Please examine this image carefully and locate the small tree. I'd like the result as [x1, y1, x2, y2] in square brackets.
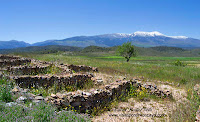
[117, 42, 136, 62]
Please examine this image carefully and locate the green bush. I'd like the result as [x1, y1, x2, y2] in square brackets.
[180, 79, 188, 84]
[174, 60, 186, 67]
[0, 85, 12, 102]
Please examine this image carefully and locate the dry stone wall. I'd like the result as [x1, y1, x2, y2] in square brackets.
[14, 74, 93, 89]
[45, 80, 130, 112]
[0, 58, 31, 67]
[0, 55, 21, 60]
[44, 78, 172, 113]
[0, 54, 97, 78]
[7, 65, 50, 75]
[0, 55, 98, 91]
[67, 64, 98, 72]
[0, 55, 31, 68]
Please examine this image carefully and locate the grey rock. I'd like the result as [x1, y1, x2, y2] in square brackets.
[32, 100, 42, 104]
[51, 94, 57, 98]
[94, 91, 98, 94]
[16, 96, 27, 103]
[56, 93, 64, 99]
[6, 102, 17, 107]
[64, 92, 72, 96]
[71, 101, 81, 106]
[83, 92, 92, 96]
[34, 96, 44, 100]
[194, 84, 200, 91]
[96, 79, 103, 84]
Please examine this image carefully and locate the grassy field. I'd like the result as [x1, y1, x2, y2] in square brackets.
[21, 53, 200, 89]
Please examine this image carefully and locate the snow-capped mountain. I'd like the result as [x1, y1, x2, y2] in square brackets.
[1, 31, 200, 49]
[105, 31, 188, 39]
[32, 31, 200, 48]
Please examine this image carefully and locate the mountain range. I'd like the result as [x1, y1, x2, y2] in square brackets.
[1, 31, 200, 49]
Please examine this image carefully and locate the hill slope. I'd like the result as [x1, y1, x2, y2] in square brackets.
[0, 45, 199, 57]
[0, 45, 82, 54]
[0, 40, 30, 49]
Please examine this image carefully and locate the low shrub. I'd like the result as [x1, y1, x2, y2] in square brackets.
[180, 79, 188, 84]
[0, 85, 12, 102]
[174, 60, 187, 67]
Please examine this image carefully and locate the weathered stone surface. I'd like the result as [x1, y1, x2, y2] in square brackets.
[34, 96, 44, 100]
[6, 102, 17, 107]
[32, 100, 42, 104]
[14, 74, 93, 89]
[63, 92, 72, 96]
[96, 78, 103, 85]
[56, 93, 64, 99]
[83, 92, 92, 96]
[68, 64, 98, 72]
[196, 106, 200, 122]
[12, 87, 20, 93]
[16, 96, 27, 103]
[0, 55, 31, 67]
[194, 84, 200, 97]
[194, 84, 200, 91]
[44, 78, 173, 113]
[44, 96, 51, 102]
[8, 65, 50, 75]
[51, 94, 57, 98]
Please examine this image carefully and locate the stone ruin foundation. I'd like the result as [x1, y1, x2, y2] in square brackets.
[0, 55, 31, 68]
[0, 55, 173, 114]
[44, 78, 172, 113]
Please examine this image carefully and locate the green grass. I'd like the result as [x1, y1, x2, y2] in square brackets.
[21, 54, 200, 87]
[0, 102, 90, 122]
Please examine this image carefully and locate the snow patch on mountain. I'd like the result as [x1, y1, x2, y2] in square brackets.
[133, 31, 165, 37]
[111, 31, 188, 39]
[168, 36, 188, 39]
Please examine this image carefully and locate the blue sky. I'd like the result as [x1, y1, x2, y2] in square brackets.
[0, 0, 200, 43]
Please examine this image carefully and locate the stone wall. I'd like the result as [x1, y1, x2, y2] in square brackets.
[45, 80, 130, 113]
[0, 55, 20, 60]
[67, 64, 98, 72]
[14, 74, 93, 89]
[44, 79, 172, 113]
[0, 59, 31, 67]
[7, 65, 50, 75]
[0, 55, 31, 67]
